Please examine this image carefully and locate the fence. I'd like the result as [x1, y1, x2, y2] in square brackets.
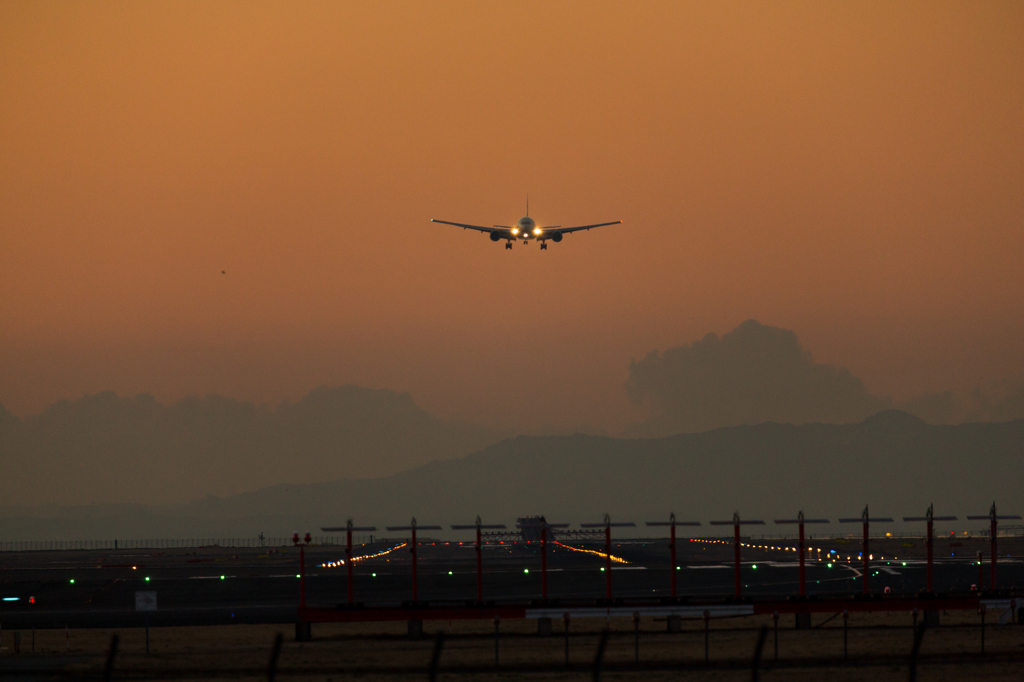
[4, 618, 1019, 680]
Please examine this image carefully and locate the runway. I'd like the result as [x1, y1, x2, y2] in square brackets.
[1, 537, 1021, 629]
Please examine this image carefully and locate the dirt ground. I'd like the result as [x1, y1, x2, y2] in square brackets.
[1, 611, 1022, 681]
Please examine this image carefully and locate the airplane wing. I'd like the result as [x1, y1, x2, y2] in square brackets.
[431, 219, 511, 235]
[547, 220, 622, 235]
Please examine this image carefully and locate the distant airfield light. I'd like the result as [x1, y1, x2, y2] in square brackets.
[220, 576, 225, 580]
[2, 597, 19, 601]
[524, 569, 529, 574]
[145, 577, 151, 582]
[69, 579, 75, 584]
[372, 573, 377, 577]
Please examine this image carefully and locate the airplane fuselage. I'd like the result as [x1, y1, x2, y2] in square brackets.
[512, 216, 537, 240]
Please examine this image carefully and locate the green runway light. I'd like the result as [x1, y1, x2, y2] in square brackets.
[600, 567, 605, 572]
[69, 579, 75, 584]
[145, 577, 150, 581]
[220, 575, 225, 580]
[448, 571, 453, 575]
[372, 573, 377, 577]
[676, 566, 680, 570]
[524, 569, 529, 573]
[752, 565, 757, 569]
[902, 562, 907, 566]
[296, 574, 300, 578]
[827, 563, 833, 568]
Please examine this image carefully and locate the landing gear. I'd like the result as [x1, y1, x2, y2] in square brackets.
[505, 242, 512, 250]
[540, 242, 548, 250]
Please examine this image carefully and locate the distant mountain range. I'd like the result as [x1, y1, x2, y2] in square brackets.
[0, 386, 502, 507]
[3, 410, 1021, 540]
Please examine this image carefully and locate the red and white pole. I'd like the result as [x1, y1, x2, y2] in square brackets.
[605, 520, 612, 601]
[300, 544, 306, 607]
[294, 532, 310, 609]
[990, 508, 998, 590]
[798, 513, 806, 597]
[856, 503, 872, 593]
[967, 503, 1020, 591]
[862, 512, 869, 596]
[541, 523, 548, 601]
[904, 506, 955, 594]
[346, 524, 354, 605]
[733, 513, 741, 598]
[926, 514, 933, 593]
[411, 524, 418, 602]
[476, 522, 483, 603]
[451, 518, 503, 603]
[670, 515, 677, 598]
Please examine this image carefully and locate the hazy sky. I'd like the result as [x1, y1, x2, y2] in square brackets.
[2, 1, 1022, 432]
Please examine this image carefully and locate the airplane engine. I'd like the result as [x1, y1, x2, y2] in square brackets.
[552, 232, 563, 242]
[489, 232, 501, 242]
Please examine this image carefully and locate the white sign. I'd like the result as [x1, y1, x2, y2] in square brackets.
[135, 591, 157, 611]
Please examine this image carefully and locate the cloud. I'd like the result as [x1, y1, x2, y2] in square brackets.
[898, 391, 963, 425]
[899, 381, 1024, 425]
[625, 320, 888, 437]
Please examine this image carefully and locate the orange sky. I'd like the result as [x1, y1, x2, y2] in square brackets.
[2, 1, 1022, 431]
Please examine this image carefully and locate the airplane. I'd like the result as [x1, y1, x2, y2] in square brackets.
[431, 198, 621, 250]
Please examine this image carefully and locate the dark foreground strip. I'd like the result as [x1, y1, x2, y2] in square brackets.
[4, 653, 1024, 679]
